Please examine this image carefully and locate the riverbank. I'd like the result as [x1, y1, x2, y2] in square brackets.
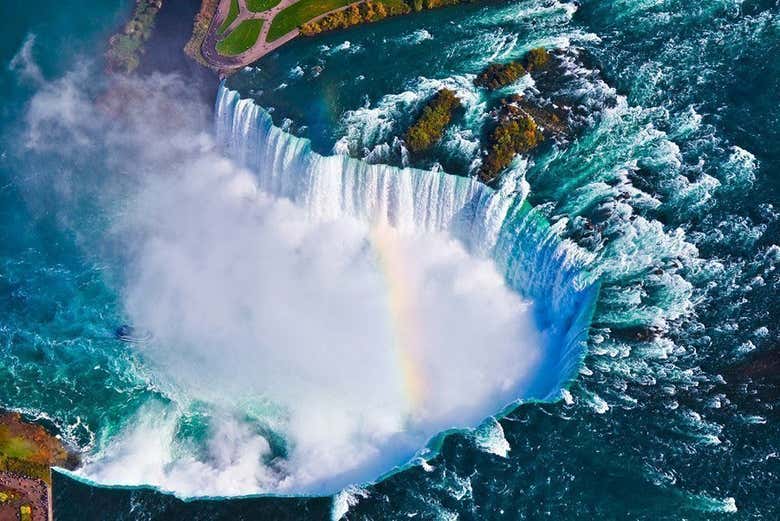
[0, 412, 78, 521]
[196, 0, 488, 72]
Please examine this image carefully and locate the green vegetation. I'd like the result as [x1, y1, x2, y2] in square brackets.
[524, 46, 551, 71]
[247, 0, 282, 11]
[479, 106, 543, 184]
[217, 19, 264, 56]
[473, 48, 551, 90]
[297, 0, 477, 38]
[474, 61, 527, 90]
[268, 0, 354, 41]
[300, 0, 410, 35]
[0, 491, 17, 503]
[0, 429, 37, 461]
[105, 0, 162, 73]
[218, 0, 240, 33]
[408, 0, 466, 11]
[404, 89, 462, 153]
[0, 412, 77, 485]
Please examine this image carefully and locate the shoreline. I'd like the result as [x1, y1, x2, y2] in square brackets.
[0, 412, 78, 521]
[196, 0, 493, 73]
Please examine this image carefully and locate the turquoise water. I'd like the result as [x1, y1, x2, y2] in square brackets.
[2, 0, 779, 519]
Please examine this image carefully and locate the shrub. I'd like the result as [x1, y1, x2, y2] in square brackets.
[524, 47, 551, 71]
[106, 0, 162, 73]
[184, 0, 220, 67]
[474, 61, 527, 90]
[299, 0, 476, 36]
[404, 89, 462, 153]
[479, 109, 543, 183]
[300, 0, 410, 35]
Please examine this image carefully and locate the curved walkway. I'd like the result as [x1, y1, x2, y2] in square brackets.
[202, 0, 303, 72]
[201, 0, 362, 72]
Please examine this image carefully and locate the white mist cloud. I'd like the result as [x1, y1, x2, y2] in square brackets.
[20, 66, 545, 496]
[9, 34, 44, 85]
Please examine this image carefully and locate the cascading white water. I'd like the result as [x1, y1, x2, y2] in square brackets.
[69, 82, 600, 499]
[215, 84, 598, 401]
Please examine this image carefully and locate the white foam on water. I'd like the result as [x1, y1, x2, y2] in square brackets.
[20, 69, 595, 498]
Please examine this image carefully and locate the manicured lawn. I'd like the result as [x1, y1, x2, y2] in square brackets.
[247, 0, 282, 11]
[217, 19, 264, 55]
[218, 0, 240, 34]
[267, 0, 354, 42]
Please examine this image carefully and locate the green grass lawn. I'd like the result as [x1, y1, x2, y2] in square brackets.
[247, 0, 282, 11]
[217, 19, 264, 55]
[0, 428, 38, 461]
[218, 0, 240, 34]
[267, 0, 354, 42]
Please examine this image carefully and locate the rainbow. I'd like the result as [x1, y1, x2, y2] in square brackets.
[370, 225, 428, 412]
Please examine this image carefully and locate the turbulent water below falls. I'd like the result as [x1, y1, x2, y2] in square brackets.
[67, 83, 596, 497]
[1, 0, 778, 519]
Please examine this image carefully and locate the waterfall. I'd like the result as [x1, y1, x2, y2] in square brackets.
[215, 84, 597, 400]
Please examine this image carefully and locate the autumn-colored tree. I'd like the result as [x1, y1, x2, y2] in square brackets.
[404, 89, 462, 153]
[474, 61, 527, 90]
[479, 111, 543, 183]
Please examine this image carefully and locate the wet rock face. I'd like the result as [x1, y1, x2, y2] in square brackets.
[730, 349, 780, 381]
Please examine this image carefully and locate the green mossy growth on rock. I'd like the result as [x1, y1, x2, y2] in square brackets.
[404, 88, 462, 153]
[524, 47, 552, 72]
[474, 61, 527, 90]
[479, 103, 543, 184]
[505, 94, 569, 138]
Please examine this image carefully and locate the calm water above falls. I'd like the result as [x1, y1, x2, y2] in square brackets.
[1, 0, 779, 519]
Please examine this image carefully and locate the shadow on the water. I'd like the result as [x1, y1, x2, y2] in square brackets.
[135, 0, 217, 106]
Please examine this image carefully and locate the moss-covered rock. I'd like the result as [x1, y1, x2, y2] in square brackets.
[504, 94, 569, 138]
[474, 61, 527, 90]
[404, 88, 462, 153]
[524, 46, 552, 72]
[478, 99, 546, 184]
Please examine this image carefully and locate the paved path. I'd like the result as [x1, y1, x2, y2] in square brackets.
[0, 471, 48, 521]
[201, 0, 360, 72]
